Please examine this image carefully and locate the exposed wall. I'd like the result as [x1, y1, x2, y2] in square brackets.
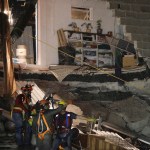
[11, 26, 34, 64]
[104, 0, 150, 58]
[37, 0, 115, 66]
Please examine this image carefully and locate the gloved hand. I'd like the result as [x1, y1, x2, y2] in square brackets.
[28, 117, 33, 126]
[87, 117, 96, 122]
[31, 108, 36, 115]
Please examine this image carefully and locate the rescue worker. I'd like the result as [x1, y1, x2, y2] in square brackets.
[52, 101, 77, 150]
[32, 99, 66, 150]
[12, 84, 33, 147]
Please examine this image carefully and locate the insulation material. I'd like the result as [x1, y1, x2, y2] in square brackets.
[50, 66, 79, 82]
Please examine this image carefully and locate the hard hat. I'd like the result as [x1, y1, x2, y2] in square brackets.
[39, 99, 49, 106]
[38, 99, 50, 111]
[58, 100, 67, 106]
[21, 84, 33, 91]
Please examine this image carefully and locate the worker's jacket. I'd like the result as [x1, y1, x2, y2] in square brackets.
[32, 105, 66, 135]
[13, 94, 29, 114]
[54, 111, 77, 135]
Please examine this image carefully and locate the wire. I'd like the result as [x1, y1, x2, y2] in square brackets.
[11, 27, 150, 95]
[10, 28, 150, 149]
[11, 27, 127, 83]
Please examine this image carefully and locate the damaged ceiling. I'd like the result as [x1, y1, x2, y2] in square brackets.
[0, 12, 148, 144]
[8, 0, 35, 25]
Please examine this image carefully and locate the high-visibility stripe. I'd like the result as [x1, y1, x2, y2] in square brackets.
[13, 107, 23, 111]
[12, 107, 24, 119]
[55, 114, 59, 127]
[66, 114, 70, 128]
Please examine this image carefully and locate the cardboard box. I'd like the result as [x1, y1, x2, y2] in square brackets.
[123, 55, 137, 67]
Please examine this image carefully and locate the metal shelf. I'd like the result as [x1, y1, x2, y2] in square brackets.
[64, 30, 113, 67]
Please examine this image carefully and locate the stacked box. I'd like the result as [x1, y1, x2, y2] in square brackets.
[123, 55, 137, 67]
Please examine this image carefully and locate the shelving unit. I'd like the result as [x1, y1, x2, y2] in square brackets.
[64, 30, 113, 67]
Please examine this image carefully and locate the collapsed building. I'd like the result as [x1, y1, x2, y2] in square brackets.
[0, 0, 150, 150]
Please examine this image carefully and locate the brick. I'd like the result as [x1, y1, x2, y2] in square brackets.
[141, 6, 150, 13]
[118, 17, 150, 27]
[124, 25, 150, 34]
[135, 12, 150, 19]
[131, 5, 142, 12]
[136, 41, 150, 49]
[106, 0, 150, 57]
[113, 10, 126, 17]
[109, 2, 150, 13]
[125, 11, 139, 18]
[108, 2, 130, 10]
[131, 34, 150, 42]
[104, 0, 150, 4]
[114, 10, 150, 19]
[140, 49, 150, 57]
[135, 0, 150, 4]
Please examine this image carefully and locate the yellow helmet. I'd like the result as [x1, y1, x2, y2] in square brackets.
[58, 100, 67, 106]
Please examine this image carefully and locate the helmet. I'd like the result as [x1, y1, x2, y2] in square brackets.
[58, 100, 67, 106]
[39, 99, 49, 106]
[21, 84, 33, 92]
[38, 99, 50, 110]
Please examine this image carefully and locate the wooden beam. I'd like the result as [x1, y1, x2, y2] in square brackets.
[0, 12, 16, 97]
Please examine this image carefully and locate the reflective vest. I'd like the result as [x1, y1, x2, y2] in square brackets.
[55, 113, 72, 130]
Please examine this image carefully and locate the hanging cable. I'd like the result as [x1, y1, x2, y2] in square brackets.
[11, 27, 150, 94]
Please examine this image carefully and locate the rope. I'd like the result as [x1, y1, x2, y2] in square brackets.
[11, 27, 127, 83]
[37, 113, 44, 133]
[11, 27, 149, 94]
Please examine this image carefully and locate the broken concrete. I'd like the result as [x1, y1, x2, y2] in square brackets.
[0, 64, 150, 148]
[107, 97, 150, 134]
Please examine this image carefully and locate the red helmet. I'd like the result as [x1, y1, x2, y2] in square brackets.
[21, 84, 33, 92]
